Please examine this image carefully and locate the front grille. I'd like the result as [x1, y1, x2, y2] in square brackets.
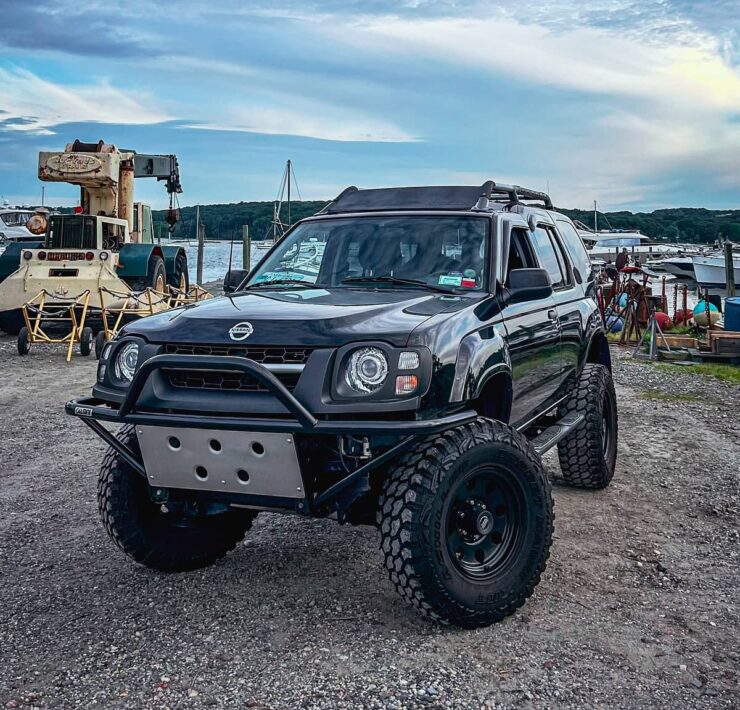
[164, 343, 313, 365]
[166, 369, 301, 393]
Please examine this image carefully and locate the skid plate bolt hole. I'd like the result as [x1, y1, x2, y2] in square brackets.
[195, 465, 208, 481]
[168, 436, 181, 450]
[236, 469, 250, 484]
[209, 439, 222, 453]
[251, 441, 265, 457]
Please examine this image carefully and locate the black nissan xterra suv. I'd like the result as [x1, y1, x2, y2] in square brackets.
[68, 182, 617, 628]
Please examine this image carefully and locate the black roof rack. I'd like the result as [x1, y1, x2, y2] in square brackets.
[319, 181, 553, 214]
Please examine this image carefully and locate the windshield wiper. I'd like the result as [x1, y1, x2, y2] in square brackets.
[243, 279, 311, 290]
[341, 275, 455, 294]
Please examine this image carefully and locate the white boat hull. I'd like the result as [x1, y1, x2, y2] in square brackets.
[691, 256, 740, 288]
[661, 258, 696, 279]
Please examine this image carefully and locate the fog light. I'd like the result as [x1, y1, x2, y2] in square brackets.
[395, 374, 418, 395]
[398, 351, 420, 370]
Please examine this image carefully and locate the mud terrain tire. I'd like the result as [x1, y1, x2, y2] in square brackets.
[98, 425, 256, 572]
[379, 418, 553, 628]
[556, 364, 618, 489]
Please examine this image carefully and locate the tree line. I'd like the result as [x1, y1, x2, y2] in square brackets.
[149, 201, 737, 244]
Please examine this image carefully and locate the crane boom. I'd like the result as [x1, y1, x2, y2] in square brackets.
[133, 154, 182, 195]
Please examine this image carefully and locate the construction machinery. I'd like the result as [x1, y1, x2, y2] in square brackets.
[0, 140, 190, 335]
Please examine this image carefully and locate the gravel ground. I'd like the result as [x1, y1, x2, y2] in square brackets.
[0, 340, 738, 709]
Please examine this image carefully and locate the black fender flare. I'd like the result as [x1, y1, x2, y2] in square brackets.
[450, 326, 513, 409]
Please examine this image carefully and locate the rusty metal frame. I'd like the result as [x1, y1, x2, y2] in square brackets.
[21, 289, 91, 362]
[167, 283, 212, 308]
[97, 286, 170, 345]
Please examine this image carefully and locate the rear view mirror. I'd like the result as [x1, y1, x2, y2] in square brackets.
[506, 268, 553, 303]
[224, 269, 249, 294]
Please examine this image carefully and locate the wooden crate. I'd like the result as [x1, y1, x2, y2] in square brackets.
[709, 331, 740, 356]
[660, 335, 699, 349]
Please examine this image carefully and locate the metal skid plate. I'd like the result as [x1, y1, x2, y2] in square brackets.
[136, 427, 304, 498]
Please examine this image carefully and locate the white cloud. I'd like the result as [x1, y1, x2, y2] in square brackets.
[186, 103, 419, 143]
[315, 13, 740, 208]
[343, 16, 740, 111]
[0, 66, 170, 134]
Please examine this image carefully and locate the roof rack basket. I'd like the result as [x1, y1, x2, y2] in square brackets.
[320, 181, 553, 214]
[479, 181, 553, 210]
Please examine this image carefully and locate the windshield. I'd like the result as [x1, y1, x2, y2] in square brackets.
[248, 216, 489, 291]
[46, 215, 97, 249]
[1, 211, 33, 227]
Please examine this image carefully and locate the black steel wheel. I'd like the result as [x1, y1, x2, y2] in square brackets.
[98, 426, 257, 572]
[17, 326, 30, 356]
[379, 418, 553, 628]
[446, 464, 527, 582]
[557, 364, 618, 489]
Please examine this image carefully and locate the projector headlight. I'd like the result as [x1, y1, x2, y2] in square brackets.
[345, 347, 388, 393]
[114, 342, 139, 383]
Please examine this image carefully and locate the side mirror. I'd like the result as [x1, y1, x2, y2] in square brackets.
[506, 268, 553, 303]
[223, 269, 249, 294]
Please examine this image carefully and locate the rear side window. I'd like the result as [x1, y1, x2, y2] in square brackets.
[506, 228, 538, 280]
[530, 226, 565, 289]
[555, 219, 590, 283]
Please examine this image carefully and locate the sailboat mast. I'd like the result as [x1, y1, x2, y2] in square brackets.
[287, 159, 291, 226]
[594, 200, 598, 233]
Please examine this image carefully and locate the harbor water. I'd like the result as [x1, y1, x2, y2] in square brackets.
[181, 240, 272, 284]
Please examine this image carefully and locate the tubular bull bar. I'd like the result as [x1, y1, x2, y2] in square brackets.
[66, 355, 477, 511]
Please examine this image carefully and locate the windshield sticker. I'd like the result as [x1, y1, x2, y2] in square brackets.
[439, 274, 462, 287]
[254, 271, 308, 283]
[461, 278, 477, 288]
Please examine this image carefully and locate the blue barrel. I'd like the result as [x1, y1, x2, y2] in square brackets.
[725, 297, 740, 332]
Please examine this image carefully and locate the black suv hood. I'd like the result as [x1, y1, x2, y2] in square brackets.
[125, 287, 477, 347]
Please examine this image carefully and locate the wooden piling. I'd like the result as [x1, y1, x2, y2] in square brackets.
[725, 241, 736, 297]
[242, 225, 250, 273]
[196, 222, 205, 285]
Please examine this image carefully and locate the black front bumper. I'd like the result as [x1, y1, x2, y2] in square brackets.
[66, 354, 476, 513]
[68, 353, 475, 434]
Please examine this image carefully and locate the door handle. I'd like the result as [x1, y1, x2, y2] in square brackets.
[547, 309, 558, 320]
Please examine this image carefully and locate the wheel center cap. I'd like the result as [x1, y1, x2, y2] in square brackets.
[476, 511, 493, 534]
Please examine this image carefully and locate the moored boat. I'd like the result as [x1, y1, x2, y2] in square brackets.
[691, 253, 740, 288]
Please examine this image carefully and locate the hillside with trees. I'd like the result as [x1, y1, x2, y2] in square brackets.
[152, 201, 740, 245]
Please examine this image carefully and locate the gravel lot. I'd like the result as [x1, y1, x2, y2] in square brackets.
[0, 339, 738, 709]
